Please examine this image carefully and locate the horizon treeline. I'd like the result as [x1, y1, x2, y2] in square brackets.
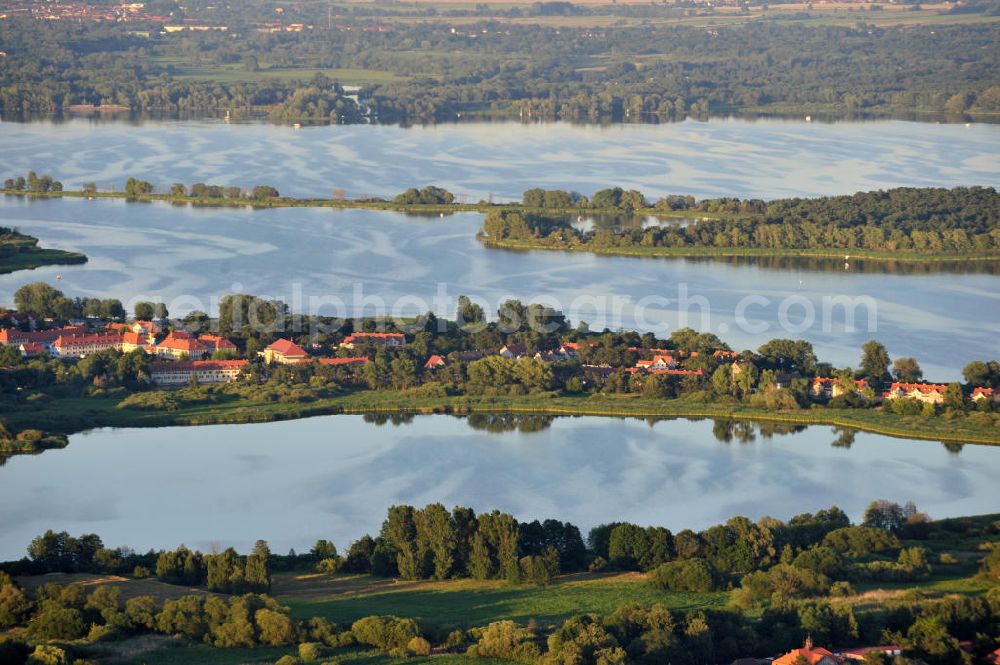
[1, 16, 998, 122]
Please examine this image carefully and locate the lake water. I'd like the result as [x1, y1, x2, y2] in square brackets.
[2, 196, 998, 379]
[0, 415, 994, 560]
[1, 117, 998, 201]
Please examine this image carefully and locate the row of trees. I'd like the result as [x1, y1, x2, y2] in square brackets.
[2, 172, 63, 194]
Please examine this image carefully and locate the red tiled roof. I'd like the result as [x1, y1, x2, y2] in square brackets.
[121, 331, 146, 346]
[317, 357, 369, 366]
[343, 332, 405, 343]
[972, 387, 995, 399]
[887, 382, 947, 395]
[53, 333, 122, 348]
[157, 332, 207, 353]
[149, 360, 248, 373]
[774, 641, 840, 665]
[266, 338, 308, 357]
[20, 342, 46, 354]
[199, 334, 236, 349]
[424, 354, 446, 368]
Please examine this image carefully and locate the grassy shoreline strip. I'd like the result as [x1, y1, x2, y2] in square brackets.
[6, 393, 999, 446]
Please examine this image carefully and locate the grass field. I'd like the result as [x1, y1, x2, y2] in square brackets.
[273, 571, 728, 628]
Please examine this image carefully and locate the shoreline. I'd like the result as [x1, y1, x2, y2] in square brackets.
[6, 392, 999, 449]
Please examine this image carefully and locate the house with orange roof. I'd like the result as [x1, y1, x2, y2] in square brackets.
[198, 334, 237, 355]
[0, 326, 85, 350]
[339, 332, 406, 349]
[972, 387, 998, 403]
[882, 382, 948, 404]
[261, 338, 309, 364]
[986, 646, 1000, 664]
[153, 330, 208, 360]
[120, 331, 149, 353]
[51, 333, 123, 359]
[713, 349, 740, 361]
[811, 377, 869, 399]
[149, 360, 248, 385]
[773, 638, 841, 665]
[424, 355, 447, 370]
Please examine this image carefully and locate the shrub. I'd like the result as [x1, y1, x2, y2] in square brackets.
[298, 642, 325, 662]
[647, 558, 718, 592]
[350, 616, 420, 651]
[275, 657, 301, 665]
[28, 607, 87, 640]
[938, 552, 958, 565]
[27, 644, 69, 665]
[407, 636, 432, 656]
[467, 620, 541, 661]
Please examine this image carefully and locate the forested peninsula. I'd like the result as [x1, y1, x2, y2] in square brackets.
[0, 227, 87, 275]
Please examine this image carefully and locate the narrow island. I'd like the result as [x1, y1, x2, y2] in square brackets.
[2, 282, 1000, 460]
[6, 172, 998, 265]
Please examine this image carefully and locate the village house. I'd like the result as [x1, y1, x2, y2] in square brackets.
[18, 342, 45, 358]
[198, 334, 237, 355]
[499, 343, 527, 359]
[339, 332, 407, 349]
[635, 354, 677, 370]
[810, 377, 869, 398]
[51, 332, 123, 359]
[153, 330, 208, 360]
[972, 387, 999, 403]
[454, 350, 486, 363]
[0, 325, 86, 351]
[424, 355, 447, 370]
[772, 637, 841, 665]
[555, 342, 581, 358]
[120, 331, 148, 353]
[882, 382, 948, 404]
[713, 349, 741, 361]
[261, 338, 309, 364]
[149, 360, 248, 386]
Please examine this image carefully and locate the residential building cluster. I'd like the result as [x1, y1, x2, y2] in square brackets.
[3, 314, 999, 406]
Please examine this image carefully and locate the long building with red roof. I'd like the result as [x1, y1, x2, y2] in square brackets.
[149, 360, 248, 385]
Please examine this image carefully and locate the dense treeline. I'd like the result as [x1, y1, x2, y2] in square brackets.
[1, 15, 998, 122]
[481, 186, 1000, 255]
[2, 503, 1000, 664]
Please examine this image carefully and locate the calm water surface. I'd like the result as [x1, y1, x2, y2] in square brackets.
[1, 117, 998, 200]
[0, 415, 995, 560]
[1, 197, 998, 379]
